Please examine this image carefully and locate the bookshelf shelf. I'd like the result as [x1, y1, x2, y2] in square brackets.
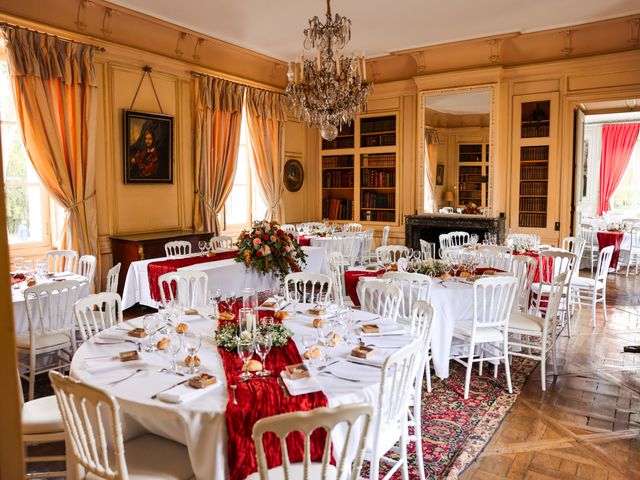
[457, 144, 489, 207]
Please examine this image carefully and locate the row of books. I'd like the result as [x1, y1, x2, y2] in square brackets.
[322, 155, 354, 168]
[520, 146, 549, 161]
[459, 183, 482, 192]
[361, 153, 395, 167]
[361, 133, 395, 148]
[361, 116, 395, 134]
[521, 125, 550, 138]
[520, 164, 548, 180]
[322, 137, 355, 150]
[361, 192, 395, 209]
[459, 165, 482, 175]
[519, 213, 546, 228]
[361, 169, 395, 188]
[520, 197, 547, 212]
[322, 171, 354, 188]
[520, 181, 548, 196]
[361, 210, 395, 222]
[322, 198, 353, 221]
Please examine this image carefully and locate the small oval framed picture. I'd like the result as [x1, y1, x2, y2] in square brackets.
[283, 159, 304, 192]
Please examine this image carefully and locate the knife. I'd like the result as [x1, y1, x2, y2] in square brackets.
[277, 377, 290, 398]
[151, 379, 189, 399]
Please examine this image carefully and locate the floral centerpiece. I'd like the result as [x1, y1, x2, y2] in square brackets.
[606, 222, 629, 233]
[462, 202, 481, 215]
[215, 322, 293, 351]
[416, 259, 449, 277]
[235, 221, 307, 282]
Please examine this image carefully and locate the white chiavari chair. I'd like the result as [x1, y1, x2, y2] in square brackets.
[327, 252, 354, 306]
[305, 222, 325, 232]
[77, 254, 97, 289]
[358, 282, 402, 323]
[375, 245, 408, 264]
[284, 272, 332, 304]
[158, 271, 208, 309]
[49, 371, 194, 480]
[280, 224, 296, 233]
[106, 262, 121, 293]
[249, 403, 373, 480]
[343, 222, 363, 232]
[45, 249, 78, 273]
[419, 239, 436, 259]
[510, 255, 537, 313]
[451, 276, 518, 399]
[438, 233, 451, 252]
[579, 223, 599, 274]
[365, 338, 423, 480]
[359, 229, 375, 265]
[571, 246, 615, 328]
[619, 226, 640, 276]
[209, 235, 234, 250]
[562, 236, 586, 263]
[334, 232, 359, 266]
[381, 271, 432, 324]
[164, 240, 191, 257]
[74, 292, 123, 342]
[381, 225, 391, 247]
[448, 231, 470, 247]
[477, 245, 513, 271]
[508, 273, 566, 391]
[18, 280, 81, 400]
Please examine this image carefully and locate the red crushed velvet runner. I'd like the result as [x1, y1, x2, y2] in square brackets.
[297, 235, 311, 247]
[345, 268, 385, 306]
[217, 307, 329, 480]
[147, 250, 238, 302]
[597, 231, 624, 268]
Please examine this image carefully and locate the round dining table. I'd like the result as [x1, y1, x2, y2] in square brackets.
[70, 304, 396, 479]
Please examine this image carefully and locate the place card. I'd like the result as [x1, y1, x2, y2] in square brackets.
[351, 345, 374, 359]
[361, 324, 379, 334]
[285, 363, 310, 380]
[188, 373, 217, 389]
[218, 311, 236, 321]
[307, 308, 326, 317]
[119, 350, 140, 362]
[127, 328, 147, 338]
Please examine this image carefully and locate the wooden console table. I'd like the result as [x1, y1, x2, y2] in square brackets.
[110, 230, 214, 295]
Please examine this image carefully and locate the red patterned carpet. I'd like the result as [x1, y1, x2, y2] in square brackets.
[362, 357, 538, 479]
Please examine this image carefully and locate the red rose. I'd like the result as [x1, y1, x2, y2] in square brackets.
[262, 234, 269, 241]
[244, 233, 250, 239]
[278, 229, 284, 235]
[256, 250, 263, 257]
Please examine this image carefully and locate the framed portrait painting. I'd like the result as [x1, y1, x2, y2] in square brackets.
[435, 164, 445, 186]
[123, 110, 173, 184]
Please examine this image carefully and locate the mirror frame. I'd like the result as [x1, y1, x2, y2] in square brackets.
[417, 84, 497, 214]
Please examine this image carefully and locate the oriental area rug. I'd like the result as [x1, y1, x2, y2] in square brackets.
[361, 357, 538, 479]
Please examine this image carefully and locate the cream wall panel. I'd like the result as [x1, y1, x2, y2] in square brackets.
[283, 120, 311, 223]
[513, 79, 561, 95]
[368, 97, 401, 111]
[568, 69, 640, 92]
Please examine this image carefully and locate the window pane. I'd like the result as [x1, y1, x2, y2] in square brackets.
[612, 140, 639, 211]
[6, 184, 43, 243]
[1, 123, 28, 183]
[235, 145, 249, 185]
[225, 185, 249, 225]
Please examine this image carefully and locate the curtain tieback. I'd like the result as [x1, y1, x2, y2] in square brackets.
[196, 191, 217, 212]
[65, 192, 96, 212]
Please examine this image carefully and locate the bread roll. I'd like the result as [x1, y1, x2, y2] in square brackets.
[156, 337, 170, 350]
[242, 359, 263, 372]
[273, 310, 289, 321]
[303, 346, 322, 360]
[175, 322, 189, 334]
[184, 355, 201, 367]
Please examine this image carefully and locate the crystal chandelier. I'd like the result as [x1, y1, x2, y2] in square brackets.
[286, 0, 373, 141]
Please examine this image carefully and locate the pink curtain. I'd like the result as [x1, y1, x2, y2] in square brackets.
[598, 123, 640, 215]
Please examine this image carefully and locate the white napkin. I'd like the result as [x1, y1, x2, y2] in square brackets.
[280, 371, 323, 396]
[361, 334, 414, 349]
[180, 313, 205, 322]
[52, 272, 74, 278]
[98, 332, 142, 343]
[359, 323, 407, 337]
[397, 258, 408, 272]
[157, 380, 221, 404]
[258, 297, 286, 311]
[83, 356, 145, 374]
[346, 349, 388, 367]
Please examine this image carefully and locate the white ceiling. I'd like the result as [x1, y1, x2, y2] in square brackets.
[426, 91, 491, 115]
[106, 0, 640, 61]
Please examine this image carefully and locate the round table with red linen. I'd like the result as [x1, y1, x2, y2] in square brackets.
[596, 231, 624, 269]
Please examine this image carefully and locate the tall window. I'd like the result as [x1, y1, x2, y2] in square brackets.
[221, 113, 266, 230]
[610, 134, 640, 211]
[0, 60, 52, 246]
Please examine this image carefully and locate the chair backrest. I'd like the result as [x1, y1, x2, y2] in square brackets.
[562, 236, 586, 261]
[106, 263, 121, 293]
[334, 233, 359, 265]
[49, 371, 128, 480]
[158, 271, 209, 308]
[375, 245, 408, 264]
[359, 230, 375, 264]
[327, 252, 347, 304]
[78, 255, 97, 284]
[477, 245, 512, 271]
[381, 271, 432, 323]
[471, 276, 518, 329]
[539, 250, 577, 284]
[343, 222, 363, 233]
[74, 292, 123, 341]
[448, 231, 470, 247]
[24, 280, 81, 339]
[595, 245, 615, 283]
[579, 223, 596, 248]
[381, 225, 391, 247]
[164, 240, 191, 257]
[252, 403, 373, 480]
[359, 282, 402, 322]
[419, 239, 436, 259]
[438, 233, 451, 251]
[305, 222, 325, 231]
[629, 227, 640, 249]
[410, 300, 435, 343]
[210, 235, 234, 250]
[510, 255, 537, 312]
[507, 233, 540, 250]
[537, 273, 568, 337]
[45, 249, 78, 273]
[284, 272, 332, 304]
[280, 224, 296, 233]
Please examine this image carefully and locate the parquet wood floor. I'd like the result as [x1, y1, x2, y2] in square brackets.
[460, 273, 640, 480]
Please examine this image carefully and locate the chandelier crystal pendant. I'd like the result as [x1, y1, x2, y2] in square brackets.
[286, 0, 373, 141]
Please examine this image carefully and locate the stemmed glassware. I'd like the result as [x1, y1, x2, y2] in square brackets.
[237, 337, 255, 380]
[302, 334, 318, 366]
[254, 330, 272, 376]
[143, 314, 159, 352]
[183, 332, 202, 375]
[24, 260, 34, 274]
[167, 330, 183, 373]
[198, 241, 207, 255]
[469, 234, 479, 247]
[14, 257, 24, 273]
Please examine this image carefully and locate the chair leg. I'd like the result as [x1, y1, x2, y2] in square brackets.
[400, 423, 410, 480]
[494, 360, 499, 379]
[503, 340, 513, 394]
[478, 350, 484, 376]
[413, 400, 425, 480]
[29, 351, 36, 401]
[602, 290, 608, 324]
[464, 343, 475, 400]
[425, 357, 432, 393]
[369, 451, 379, 480]
[540, 344, 546, 391]
[551, 332, 558, 376]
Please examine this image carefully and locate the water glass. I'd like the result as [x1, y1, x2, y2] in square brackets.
[13, 257, 24, 273]
[238, 307, 256, 337]
[198, 240, 207, 255]
[237, 338, 255, 380]
[183, 332, 202, 375]
[143, 314, 159, 352]
[254, 330, 272, 376]
[167, 331, 183, 373]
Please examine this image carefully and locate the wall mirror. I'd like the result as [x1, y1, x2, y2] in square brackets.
[418, 85, 496, 214]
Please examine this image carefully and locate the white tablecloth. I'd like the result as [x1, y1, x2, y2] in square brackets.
[12, 273, 89, 335]
[70, 305, 390, 479]
[121, 247, 328, 310]
[309, 236, 364, 265]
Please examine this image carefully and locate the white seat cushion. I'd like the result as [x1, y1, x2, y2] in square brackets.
[15, 332, 72, 350]
[571, 276, 604, 290]
[453, 319, 504, 343]
[246, 463, 337, 480]
[85, 434, 194, 480]
[508, 311, 544, 333]
[22, 395, 64, 435]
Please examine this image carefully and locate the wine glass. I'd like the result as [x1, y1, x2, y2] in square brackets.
[183, 332, 202, 375]
[24, 259, 34, 274]
[237, 337, 255, 380]
[167, 330, 183, 373]
[254, 330, 272, 376]
[302, 334, 318, 366]
[143, 314, 159, 352]
[198, 240, 207, 255]
[13, 257, 24, 273]
[35, 260, 46, 280]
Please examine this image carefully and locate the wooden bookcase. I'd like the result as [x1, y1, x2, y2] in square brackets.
[510, 93, 559, 242]
[457, 143, 489, 207]
[320, 113, 399, 224]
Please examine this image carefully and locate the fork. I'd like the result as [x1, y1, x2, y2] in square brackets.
[319, 370, 360, 383]
[107, 368, 144, 386]
[316, 360, 339, 371]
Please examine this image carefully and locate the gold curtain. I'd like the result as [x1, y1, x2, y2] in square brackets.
[424, 128, 440, 212]
[245, 88, 287, 223]
[2, 26, 99, 271]
[193, 76, 245, 234]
